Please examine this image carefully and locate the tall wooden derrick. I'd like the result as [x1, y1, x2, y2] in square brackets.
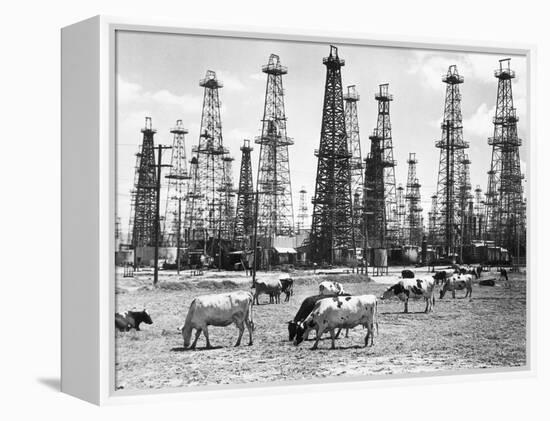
[296, 187, 309, 234]
[310, 46, 354, 264]
[344, 85, 364, 249]
[192, 70, 230, 244]
[473, 185, 484, 240]
[130, 117, 158, 252]
[434, 65, 469, 256]
[218, 155, 237, 239]
[405, 153, 423, 246]
[234, 139, 254, 244]
[428, 194, 438, 246]
[163, 120, 191, 247]
[484, 58, 525, 257]
[458, 154, 473, 249]
[364, 84, 397, 248]
[395, 184, 406, 244]
[255, 54, 295, 239]
[183, 156, 204, 243]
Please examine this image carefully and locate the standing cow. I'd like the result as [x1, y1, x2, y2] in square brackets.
[279, 278, 294, 302]
[380, 276, 436, 313]
[252, 279, 282, 304]
[294, 295, 378, 350]
[180, 291, 254, 349]
[318, 281, 345, 296]
[439, 274, 473, 299]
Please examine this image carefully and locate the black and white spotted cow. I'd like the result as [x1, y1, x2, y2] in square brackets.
[439, 274, 473, 299]
[380, 276, 436, 313]
[115, 309, 153, 332]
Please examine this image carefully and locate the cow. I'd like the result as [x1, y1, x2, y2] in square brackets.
[287, 294, 351, 341]
[455, 265, 481, 280]
[180, 291, 254, 349]
[401, 269, 415, 279]
[115, 310, 153, 332]
[252, 279, 282, 304]
[294, 295, 378, 350]
[279, 278, 294, 302]
[439, 274, 473, 299]
[319, 280, 345, 296]
[433, 269, 455, 285]
[500, 268, 510, 288]
[380, 276, 436, 313]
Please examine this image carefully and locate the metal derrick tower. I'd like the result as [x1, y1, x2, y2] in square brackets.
[218, 155, 236, 239]
[163, 120, 191, 247]
[296, 187, 309, 234]
[473, 185, 484, 240]
[458, 154, 473, 248]
[255, 54, 295, 239]
[364, 83, 397, 248]
[130, 117, 158, 250]
[193, 70, 230, 243]
[184, 156, 204, 242]
[234, 139, 255, 243]
[434, 65, 469, 256]
[405, 153, 423, 246]
[344, 85, 364, 248]
[310, 46, 355, 264]
[396, 184, 406, 244]
[485, 58, 525, 257]
[428, 194, 438, 246]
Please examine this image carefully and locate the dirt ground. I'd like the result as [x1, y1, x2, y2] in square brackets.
[115, 268, 527, 391]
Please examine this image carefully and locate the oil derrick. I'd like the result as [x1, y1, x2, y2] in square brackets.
[396, 184, 406, 244]
[405, 153, 423, 245]
[458, 154, 473, 249]
[130, 117, 158, 251]
[434, 65, 469, 256]
[473, 185, 484, 240]
[484, 58, 525, 257]
[364, 84, 397, 248]
[193, 70, 229, 244]
[296, 187, 309, 234]
[218, 155, 236, 239]
[234, 140, 254, 244]
[184, 155, 204, 242]
[428, 194, 438, 246]
[163, 120, 191, 247]
[344, 85, 364, 248]
[310, 46, 354, 264]
[255, 54, 295, 239]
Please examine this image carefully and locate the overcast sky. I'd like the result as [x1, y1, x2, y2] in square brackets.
[116, 30, 527, 238]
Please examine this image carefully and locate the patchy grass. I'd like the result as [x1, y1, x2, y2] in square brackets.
[115, 271, 526, 391]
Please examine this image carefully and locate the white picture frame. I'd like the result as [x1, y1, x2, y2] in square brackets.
[61, 15, 536, 405]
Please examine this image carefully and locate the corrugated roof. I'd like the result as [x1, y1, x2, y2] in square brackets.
[273, 247, 297, 254]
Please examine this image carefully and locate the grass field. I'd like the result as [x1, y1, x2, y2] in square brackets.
[115, 269, 526, 391]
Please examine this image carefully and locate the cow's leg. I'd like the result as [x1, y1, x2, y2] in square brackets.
[404, 299, 409, 313]
[234, 321, 244, 347]
[335, 328, 342, 339]
[190, 328, 202, 349]
[312, 327, 323, 350]
[424, 297, 429, 313]
[365, 323, 373, 347]
[329, 329, 336, 349]
[452, 289, 456, 299]
[245, 318, 253, 346]
[203, 326, 212, 349]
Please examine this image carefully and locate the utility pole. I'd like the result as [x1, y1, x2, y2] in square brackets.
[251, 191, 260, 286]
[153, 144, 172, 286]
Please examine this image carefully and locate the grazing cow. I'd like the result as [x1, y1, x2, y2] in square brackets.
[294, 295, 378, 350]
[319, 281, 345, 296]
[253, 279, 282, 304]
[180, 291, 254, 349]
[279, 278, 294, 302]
[115, 310, 153, 332]
[287, 294, 351, 341]
[440, 274, 473, 299]
[401, 269, 415, 279]
[380, 276, 436, 313]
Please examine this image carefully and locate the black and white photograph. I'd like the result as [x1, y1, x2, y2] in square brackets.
[114, 30, 527, 392]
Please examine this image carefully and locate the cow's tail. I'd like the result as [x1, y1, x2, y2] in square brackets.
[247, 292, 255, 331]
[375, 299, 379, 336]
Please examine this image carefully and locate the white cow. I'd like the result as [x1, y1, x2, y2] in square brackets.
[294, 295, 378, 350]
[380, 276, 436, 313]
[318, 281, 345, 296]
[440, 274, 473, 299]
[180, 291, 254, 349]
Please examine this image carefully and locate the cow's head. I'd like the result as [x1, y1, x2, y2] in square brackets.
[287, 321, 298, 341]
[380, 283, 402, 300]
[141, 309, 153, 325]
